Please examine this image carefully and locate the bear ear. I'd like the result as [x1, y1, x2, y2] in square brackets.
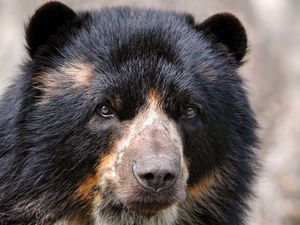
[196, 13, 247, 64]
[26, 1, 77, 57]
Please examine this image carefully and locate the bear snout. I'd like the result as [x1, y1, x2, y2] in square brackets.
[132, 155, 181, 193]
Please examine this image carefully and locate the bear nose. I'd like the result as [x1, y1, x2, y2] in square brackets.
[132, 158, 180, 192]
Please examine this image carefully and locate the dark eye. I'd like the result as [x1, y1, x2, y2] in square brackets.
[182, 106, 197, 119]
[97, 104, 115, 118]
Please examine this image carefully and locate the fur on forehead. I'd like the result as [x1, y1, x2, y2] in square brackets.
[31, 60, 95, 104]
[34, 60, 95, 88]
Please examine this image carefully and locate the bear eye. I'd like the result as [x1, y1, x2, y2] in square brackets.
[97, 104, 115, 118]
[182, 106, 197, 119]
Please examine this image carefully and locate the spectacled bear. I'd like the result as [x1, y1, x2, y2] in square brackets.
[0, 2, 258, 225]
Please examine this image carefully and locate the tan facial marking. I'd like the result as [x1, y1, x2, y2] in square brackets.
[75, 152, 118, 206]
[33, 60, 94, 104]
[187, 169, 218, 198]
[33, 74, 58, 89]
[32, 73, 60, 103]
[76, 174, 100, 203]
[112, 89, 182, 154]
[54, 214, 88, 225]
[98, 152, 120, 189]
[62, 61, 94, 86]
[34, 60, 94, 90]
[148, 88, 161, 106]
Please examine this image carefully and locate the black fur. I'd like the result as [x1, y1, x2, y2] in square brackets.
[0, 2, 258, 225]
[196, 13, 248, 63]
[25, 2, 77, 58]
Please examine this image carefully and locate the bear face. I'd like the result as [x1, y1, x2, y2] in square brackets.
[0, 2, 258, 225]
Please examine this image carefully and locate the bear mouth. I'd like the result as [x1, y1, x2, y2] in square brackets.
[125, 201, 173, 216]
[106, 181, 187, 217]
[117, 186, 183, 216]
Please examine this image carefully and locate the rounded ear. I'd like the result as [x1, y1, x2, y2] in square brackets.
[26, 1, 77, 57]
[182, 13, 195, 26]
[196, 13, 247, 64]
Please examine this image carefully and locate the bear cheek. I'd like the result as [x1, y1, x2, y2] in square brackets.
[74, 151, 119, 208]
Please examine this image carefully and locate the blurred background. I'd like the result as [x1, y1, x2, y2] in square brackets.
[0, 0, 299, 224]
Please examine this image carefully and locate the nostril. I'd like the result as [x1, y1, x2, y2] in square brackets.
[141, 173, 155, 181]
[132, 160, 179, 192]
[163, 173, 175, 182]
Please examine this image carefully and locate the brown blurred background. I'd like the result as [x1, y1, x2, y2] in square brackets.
[0, 0, 299, 224]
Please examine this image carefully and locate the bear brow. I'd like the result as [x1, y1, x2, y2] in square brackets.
[110, 31, 180, 65]
[61, 61, 95, 86]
